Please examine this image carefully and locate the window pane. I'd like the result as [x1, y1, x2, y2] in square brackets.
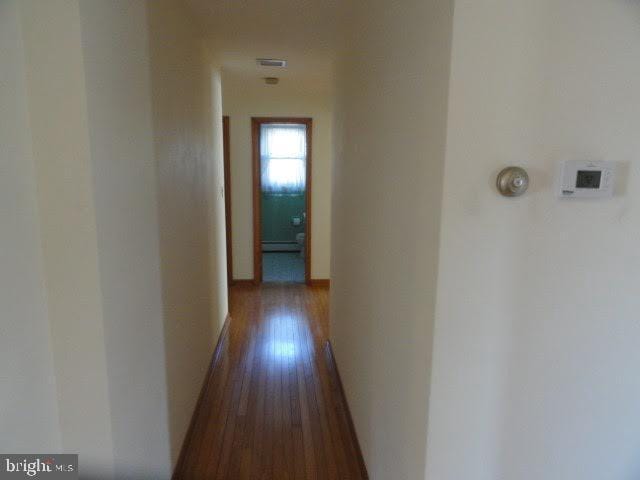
[262, 158, 306, 193]
[260, 124, 306, 158]
[261, 124, 307, 193]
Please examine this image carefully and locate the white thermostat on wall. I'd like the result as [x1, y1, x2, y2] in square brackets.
[558, 160, 616, 198]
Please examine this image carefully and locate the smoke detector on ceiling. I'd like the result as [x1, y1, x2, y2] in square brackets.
[257, 58, 287, 67]
[263, 77, 280, 85]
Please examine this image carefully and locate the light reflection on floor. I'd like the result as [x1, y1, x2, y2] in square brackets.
[266, 340, 297, 359]
[260, 312, 311, 362]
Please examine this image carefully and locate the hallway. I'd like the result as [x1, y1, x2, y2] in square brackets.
[174, 284, 366, 479]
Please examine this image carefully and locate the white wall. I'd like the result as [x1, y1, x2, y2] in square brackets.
[147, 0, 228, 465]
[330, 0, 453, 477]
[0, 0, 62, 453]
[222, 72, 333, 280]
[426, 1, 640, 479]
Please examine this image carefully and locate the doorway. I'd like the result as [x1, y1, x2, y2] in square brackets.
[252, 117, 312, 284]
[223, 116, 233, 287]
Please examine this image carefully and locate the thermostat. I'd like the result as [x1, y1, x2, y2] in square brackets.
[558, 160, 615, 198]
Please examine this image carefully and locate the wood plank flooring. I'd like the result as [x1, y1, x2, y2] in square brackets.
[173, 284, 366, 479]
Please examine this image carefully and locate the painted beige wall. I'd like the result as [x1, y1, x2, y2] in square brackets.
[4, 1, 227, 476]
[426, 1, 640, 479]
[19, 1, 115, 474]
[0, 0, 62, 454]
[334, 2, 640, 478]
[147, 0, 228, 465]
[78, 1, 172, 476]
[330, 0, 453, 477]
[222, 72, 333, 280]
[209, 70, 230, 325]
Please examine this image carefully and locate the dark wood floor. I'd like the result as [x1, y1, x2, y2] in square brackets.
[173, 283, 366, 479]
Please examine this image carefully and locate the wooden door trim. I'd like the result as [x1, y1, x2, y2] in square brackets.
[252, 117, 313, 285]
[223, 116, 233, 286]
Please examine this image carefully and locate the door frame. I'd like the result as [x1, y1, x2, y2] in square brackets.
[252, 117, 313, 285]
[223, 116, 233, 287]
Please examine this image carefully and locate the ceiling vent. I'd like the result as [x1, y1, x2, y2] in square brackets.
[257, 58, 287, 68]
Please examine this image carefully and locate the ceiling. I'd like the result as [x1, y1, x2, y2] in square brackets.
[183, 0, 352, 89]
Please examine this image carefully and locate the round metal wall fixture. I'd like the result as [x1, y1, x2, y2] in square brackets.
[497, 166, 529, 197]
